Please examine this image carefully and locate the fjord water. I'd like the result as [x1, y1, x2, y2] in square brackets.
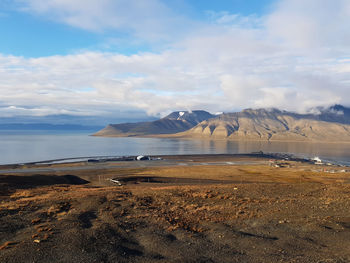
[0, 132, 350, 165]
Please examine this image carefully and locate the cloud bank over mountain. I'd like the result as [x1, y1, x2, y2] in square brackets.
[1, 0, 350, 119]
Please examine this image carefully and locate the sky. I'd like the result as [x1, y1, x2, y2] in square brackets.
[0, 0, 350, 124]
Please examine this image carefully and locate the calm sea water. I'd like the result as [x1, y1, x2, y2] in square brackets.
[0, 132, 350, 165]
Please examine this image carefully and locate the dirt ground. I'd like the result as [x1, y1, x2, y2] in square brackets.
[1, 154, 350, 262]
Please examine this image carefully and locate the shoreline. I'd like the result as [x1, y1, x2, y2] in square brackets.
[1, 152, 348, 173]
[0, 152, 313, 167]
[93, 133, 350, 144]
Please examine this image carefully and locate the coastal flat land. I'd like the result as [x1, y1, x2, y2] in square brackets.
[1, 154, 350, 262]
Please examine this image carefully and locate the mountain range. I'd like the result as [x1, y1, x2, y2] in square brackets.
[94, 105, 350, 142]
[94, 110, 214, 137]
[0, 123, 103, 131]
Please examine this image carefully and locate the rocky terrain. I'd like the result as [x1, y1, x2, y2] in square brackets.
[176, 108, 350, 142]
[1, 154, 350, 262]
[94, 105, 350, 142]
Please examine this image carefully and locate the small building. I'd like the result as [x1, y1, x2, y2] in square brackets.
[136, 155, 150, 161]
[313, 157, 323, 165]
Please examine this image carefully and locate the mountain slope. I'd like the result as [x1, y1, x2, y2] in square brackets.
[174, 108, 350, 142]
[93, 110, 214, 137]
[317, 104, 350, 124]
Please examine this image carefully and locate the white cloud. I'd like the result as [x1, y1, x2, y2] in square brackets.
[266, 0, 350, 51]
[15, 0, 196, 42]
[206, 11, 262, 29]
[1, 0, 350, 119]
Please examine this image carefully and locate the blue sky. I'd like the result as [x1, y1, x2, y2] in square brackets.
[0, 12, 100, 57]
[188, 0, 275, 16]
[0, 0, 349, 124]
[0, 0, 276, 57]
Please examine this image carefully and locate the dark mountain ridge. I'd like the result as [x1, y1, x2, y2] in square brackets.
[0, 123, 103, 131]
[93, 110, 214, 137]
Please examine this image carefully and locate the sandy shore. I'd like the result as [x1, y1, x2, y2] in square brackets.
[1, 154, 350, 262]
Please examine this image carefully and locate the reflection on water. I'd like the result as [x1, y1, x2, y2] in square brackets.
[0, 133, 349, 165]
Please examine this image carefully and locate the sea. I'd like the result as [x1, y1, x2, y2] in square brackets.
[0, 131, 350, 165]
